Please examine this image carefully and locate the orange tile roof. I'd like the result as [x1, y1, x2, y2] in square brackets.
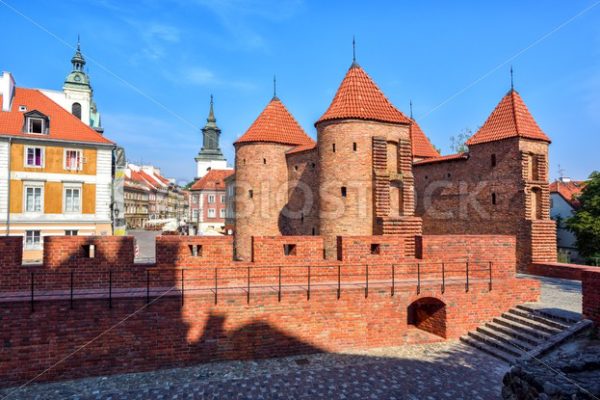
[316, 64, 411, 125]
[413, 152, 469, 166]
[410, 119, 440, 159]
[550, 180, 586, 208]
[234, 98, 314, 147]
[191, 169, 234, 191]
[466, 90, 550, 146]
[0, 87, 113, 144]
[286, 142, 317, 155]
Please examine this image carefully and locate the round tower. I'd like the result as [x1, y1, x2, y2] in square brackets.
[233, 96, 314, 261]
[316, 63, 413, 258]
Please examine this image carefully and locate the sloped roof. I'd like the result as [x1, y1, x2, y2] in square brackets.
[191, 169, 234, 191]
[466, 90, 550, 146]
[0, 87, 113, 144]
[410, 119, 440, 159]
[234, 98, 314, 148]
[550, 180, 586, 208]
[316, 64, 410, 125]
[413, 152, 469, 166]
[286, 142, 317, 155]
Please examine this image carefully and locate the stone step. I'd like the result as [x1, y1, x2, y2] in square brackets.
[500, 313, 562, 335]
[467, 331, 526, 358]
[484, 322, 543, 346]
[459, 336, 517, 364]
[507, 308, 571, 331]
[475, 326, 535, 352]
[516, 304, 580, 325]
[492, 317, 552, 340]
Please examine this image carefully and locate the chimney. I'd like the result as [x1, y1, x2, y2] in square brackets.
[0, 71, 16, 112]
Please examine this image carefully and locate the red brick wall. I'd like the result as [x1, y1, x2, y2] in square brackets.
[417, 235, 516, 263]
[252, 236, 324, 263]
[285, 149, 320, 236]
[583, 269, 600, 325]
[413, 137, 554, 272]
[527, 262, 590, 281]
[43, 236, 135, 269]
[155, 235, 233, 268]
[0, 276, 539, 387]
[0, 236, 22, 269]
[337, 235, 405, 263]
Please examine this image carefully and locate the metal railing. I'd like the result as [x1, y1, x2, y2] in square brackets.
[1, 260, 499, 313]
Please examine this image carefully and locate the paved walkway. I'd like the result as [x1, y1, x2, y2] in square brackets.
[0, 275, 583, 400]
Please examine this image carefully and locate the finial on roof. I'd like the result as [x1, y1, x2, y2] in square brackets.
[510, 65, 514, 91]
[272, 74, 278, 100]
[351, 35, 358, 68]
[77, 34, 80, 51]
[409, 100, 413, 120]
[207, 94, 216, 123]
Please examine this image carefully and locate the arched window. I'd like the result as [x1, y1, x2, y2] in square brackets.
[72, 103, 82, 120]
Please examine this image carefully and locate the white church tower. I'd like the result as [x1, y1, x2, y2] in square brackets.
[41, 37, 103, 133]
[195, 95, 228, 178]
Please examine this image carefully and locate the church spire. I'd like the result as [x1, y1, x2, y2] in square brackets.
[351, 35, 359, 68]
[195, 95, 226, 177]
[71, 35, 86, 72]
[207, 94, 216, 123]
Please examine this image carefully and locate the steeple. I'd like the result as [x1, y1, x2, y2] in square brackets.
[195, 95, 226, 177]
[351, 36, 359, 68]
[65, 36, 90, 87]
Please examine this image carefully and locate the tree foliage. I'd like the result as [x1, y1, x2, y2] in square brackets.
[566, 171, 600, 260]
[450, 128, 471, 153]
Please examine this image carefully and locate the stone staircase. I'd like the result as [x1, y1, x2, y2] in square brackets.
[460, 304, 579, 364]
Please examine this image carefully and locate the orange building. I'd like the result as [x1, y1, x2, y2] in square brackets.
[0, 72, 116, 262]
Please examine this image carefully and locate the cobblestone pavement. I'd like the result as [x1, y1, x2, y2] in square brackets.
[0, 342, 507, 400]
[519, 273, 582, 316]
[0, 275, 582, 400]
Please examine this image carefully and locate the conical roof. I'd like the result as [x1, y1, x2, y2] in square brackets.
[466, 90, 550, 146]
[316, 64, 410, 125]
[234, 97, 314, 147]
[410, 118, 440, 159]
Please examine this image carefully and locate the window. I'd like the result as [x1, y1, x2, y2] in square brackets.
[332, 143, 336, 153]
[64, 149, 83, 171]
[341, 186, 347, 197]
[491, 154, 497, 167]
[192, 209, 199, 221]
[25, 147, 44, 167]
[263, 158, 267, 164]
[492, 192, 497, 205]
[283, 244, 297, 256]
[220, 195, 226, 203]
[370, 243, 381, 255]
[189, 244, 202, 257]
[353, 142, 357, 151]
[208, 194, 215, 203]
[248, 189, 253, 199]
[208, 208, 216, 218]
[64, 187, 81, 213]
[220, 208, 226, 218]
[65, 230, 78, 236]
[24, 185, 43, 212]
[25, 230, 41, 249]
[72, 103, 82, 120]
[27, 117, 45, 134]
[192, 194, 198, 204]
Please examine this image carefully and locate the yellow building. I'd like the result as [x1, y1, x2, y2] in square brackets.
[0, 72, 115, 261]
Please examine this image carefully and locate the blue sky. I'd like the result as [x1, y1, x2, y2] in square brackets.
[1, 0, 599, 183]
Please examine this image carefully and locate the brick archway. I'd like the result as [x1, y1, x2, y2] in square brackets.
[407, 297, 446, 338]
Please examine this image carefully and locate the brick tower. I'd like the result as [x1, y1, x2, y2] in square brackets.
[465, 89, 557, 270]
[315, 62, 422, 259]
[233, 95, 314, 261]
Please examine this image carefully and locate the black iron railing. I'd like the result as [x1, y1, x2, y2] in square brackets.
[1, 260, 501, 312]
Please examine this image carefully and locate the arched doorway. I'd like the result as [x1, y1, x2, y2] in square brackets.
[407, 297, 446, 338]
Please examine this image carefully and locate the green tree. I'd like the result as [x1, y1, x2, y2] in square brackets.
[450, 128, 471, 153]
[566, 171, 600, 262]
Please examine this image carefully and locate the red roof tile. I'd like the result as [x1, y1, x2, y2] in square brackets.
[316, 64, 410, 125]
[466, 90, 550, 146]
[234, 98, 314, 147]
[413, 152, 469, 166]
[0, 88, 113, 144]
[191, 169, 234, 191]
[410, 119, 440, 159]
[550, 180, 586, 208]
[286, 142, 317, 155]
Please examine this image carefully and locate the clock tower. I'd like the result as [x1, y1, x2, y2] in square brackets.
[195, 95, 228, 178]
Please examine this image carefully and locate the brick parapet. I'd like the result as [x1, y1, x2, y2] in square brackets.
[582, 269, 600, 325]
[43, 236, 135, 269]
[252, 236, 324, 263]
[155, 235, 233, 268]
